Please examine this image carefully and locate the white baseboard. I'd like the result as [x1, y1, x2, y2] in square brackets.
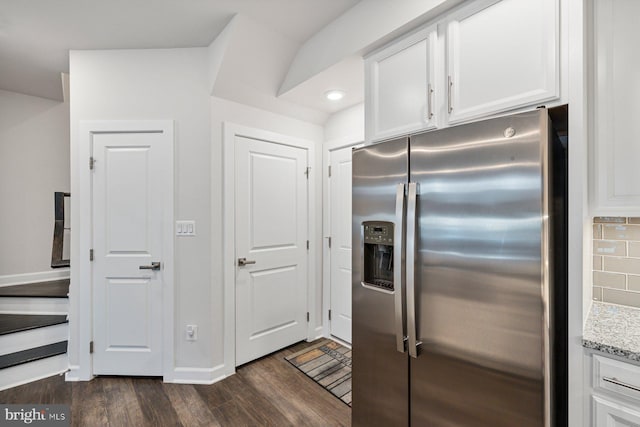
[0, 323, 68, 356]
[65, 364, 92, 382]
[312, 326, 324, 341]
[328, 335, 352, 349]
[168, 364, 228, 385]
[0, 297, 69, 315]
[0, 354, 68, 391]
[0, 270, 70, 287]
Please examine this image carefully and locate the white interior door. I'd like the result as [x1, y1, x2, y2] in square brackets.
[92, 128, 171, 376]
[329, 146, 353, 343]
[235, 135, 309, 366]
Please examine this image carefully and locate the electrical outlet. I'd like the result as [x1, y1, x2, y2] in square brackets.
[186, 324, 198, 341]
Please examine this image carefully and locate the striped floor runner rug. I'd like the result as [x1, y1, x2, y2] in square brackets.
[285, 339, 352, 406]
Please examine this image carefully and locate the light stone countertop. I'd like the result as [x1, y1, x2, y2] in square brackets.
[583, 301, 640, 362]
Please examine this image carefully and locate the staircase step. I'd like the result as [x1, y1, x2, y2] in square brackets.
[0, 341, 67, 370]
[0, 314, 68, 336]
[0, 353, 67, 392]
[0, 279, 69, 298]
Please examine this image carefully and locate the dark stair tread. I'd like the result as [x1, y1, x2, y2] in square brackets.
[0, 314, 68, 335]
[0, 341, 67, 370]
[0, 279, 69, 298]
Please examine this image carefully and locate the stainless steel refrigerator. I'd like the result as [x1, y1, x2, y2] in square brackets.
[352, 107, 567, 427]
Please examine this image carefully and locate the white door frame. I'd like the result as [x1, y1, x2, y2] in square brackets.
[322, 136, 363, 342]
[222, 122, 317, 376]
[72, 120, 175, 381]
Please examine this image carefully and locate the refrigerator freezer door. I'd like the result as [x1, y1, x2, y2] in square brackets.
[409, 110, 547, 426]
[352, 138, 409, 427]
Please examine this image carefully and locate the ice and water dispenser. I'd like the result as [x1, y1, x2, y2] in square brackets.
[362, 221, 395, 292]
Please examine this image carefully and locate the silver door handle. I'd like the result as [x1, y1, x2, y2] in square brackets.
[447, 75, 453, 114]
[237, 257, 256, 266]
[394, 183, 407, 354]
[406, 182, 420, 358]
[603, 377, 640, 393]
[427, 83, 434, 120]
[139, 262, 161, 271]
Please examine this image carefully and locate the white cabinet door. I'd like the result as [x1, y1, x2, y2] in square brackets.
[446, 0, 559, 124]
[366, 26, 438, 142]
[593, 396, 640, 427]
[591, 0, 640, 215]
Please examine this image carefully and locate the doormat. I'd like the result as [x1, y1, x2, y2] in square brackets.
[285, 339, 352, 406]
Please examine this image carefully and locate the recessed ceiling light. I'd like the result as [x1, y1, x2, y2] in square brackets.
[325, 90, 345, 101]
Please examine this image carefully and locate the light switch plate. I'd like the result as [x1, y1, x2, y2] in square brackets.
[176, 220, 196, 236]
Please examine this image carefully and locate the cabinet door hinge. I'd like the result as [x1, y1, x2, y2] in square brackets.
[89, 341, 94, 354]
[328, 165, 332, 177]
[306, 240, 309, 250]
[89, 157, 95, 170]
[89, 249, 94, 261]
[328, 309, 332, 321]
[305, 166, 311, 179]
[328, 237, 331, 248]
[306, 312, 310, 322]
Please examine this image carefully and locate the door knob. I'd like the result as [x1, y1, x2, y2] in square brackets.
[139, 261, 161, 271]
[237, 257, 256, 266]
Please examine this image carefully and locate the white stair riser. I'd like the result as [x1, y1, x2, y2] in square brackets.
[0, 297, 68, 315]
[0, 323, 68, 356]
[0, 354, 68, 391]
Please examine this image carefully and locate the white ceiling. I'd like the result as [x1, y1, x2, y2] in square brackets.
[1, 0, 454, 122]
[0, 0, 360, 103]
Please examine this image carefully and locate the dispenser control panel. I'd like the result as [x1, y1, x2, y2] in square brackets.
[364, 223, 393, 245]
[362, 221, 394, 292]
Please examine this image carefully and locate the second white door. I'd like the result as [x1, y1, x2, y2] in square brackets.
[329, 146, 353, 343]
[235, 135, 309, 366]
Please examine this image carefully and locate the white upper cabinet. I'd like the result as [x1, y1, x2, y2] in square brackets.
[365, 27, 438, 142]
[446, 0, 559, 124]
[364, 0, 560, 143]
[591, 0, 640, 215]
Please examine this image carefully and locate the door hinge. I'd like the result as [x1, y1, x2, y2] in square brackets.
[306, 312, 310, 322]
[305, 166, 310, 179]
[89, 157, 95, 170]
[89, 249, 94, 261]
[306, 240, 309, 250]
[328, 309, 332, 321]
[89, 341, 94, 354]
[327, 236, 332, 248]
[328, 165, 332, 177]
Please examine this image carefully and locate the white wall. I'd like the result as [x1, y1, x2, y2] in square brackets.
[69, 48, 212, 375]
[210, 96, 324, 366]
[324, 103, 364, 144]
[0, 90, 69, 277]
[69, 47, 326, 379]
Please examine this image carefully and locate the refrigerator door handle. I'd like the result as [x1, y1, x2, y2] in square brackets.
[406, 182, 421, 358]
[394, 183, 407, 353]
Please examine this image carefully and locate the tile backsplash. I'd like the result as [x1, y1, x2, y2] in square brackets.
[593, 217, 640, 308]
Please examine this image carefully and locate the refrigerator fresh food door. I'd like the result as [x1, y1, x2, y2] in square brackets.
[352, 138, 409, 427]
[409, 110, 549, 426]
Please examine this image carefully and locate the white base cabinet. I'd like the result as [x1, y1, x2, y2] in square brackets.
[590, 354, 640, 427]
[593, 396, 640, 427]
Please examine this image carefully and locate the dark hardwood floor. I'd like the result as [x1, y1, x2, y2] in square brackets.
[0, 341, 351, 427]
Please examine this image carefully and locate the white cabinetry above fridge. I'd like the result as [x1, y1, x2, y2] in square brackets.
[365, 0, 560, 143]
